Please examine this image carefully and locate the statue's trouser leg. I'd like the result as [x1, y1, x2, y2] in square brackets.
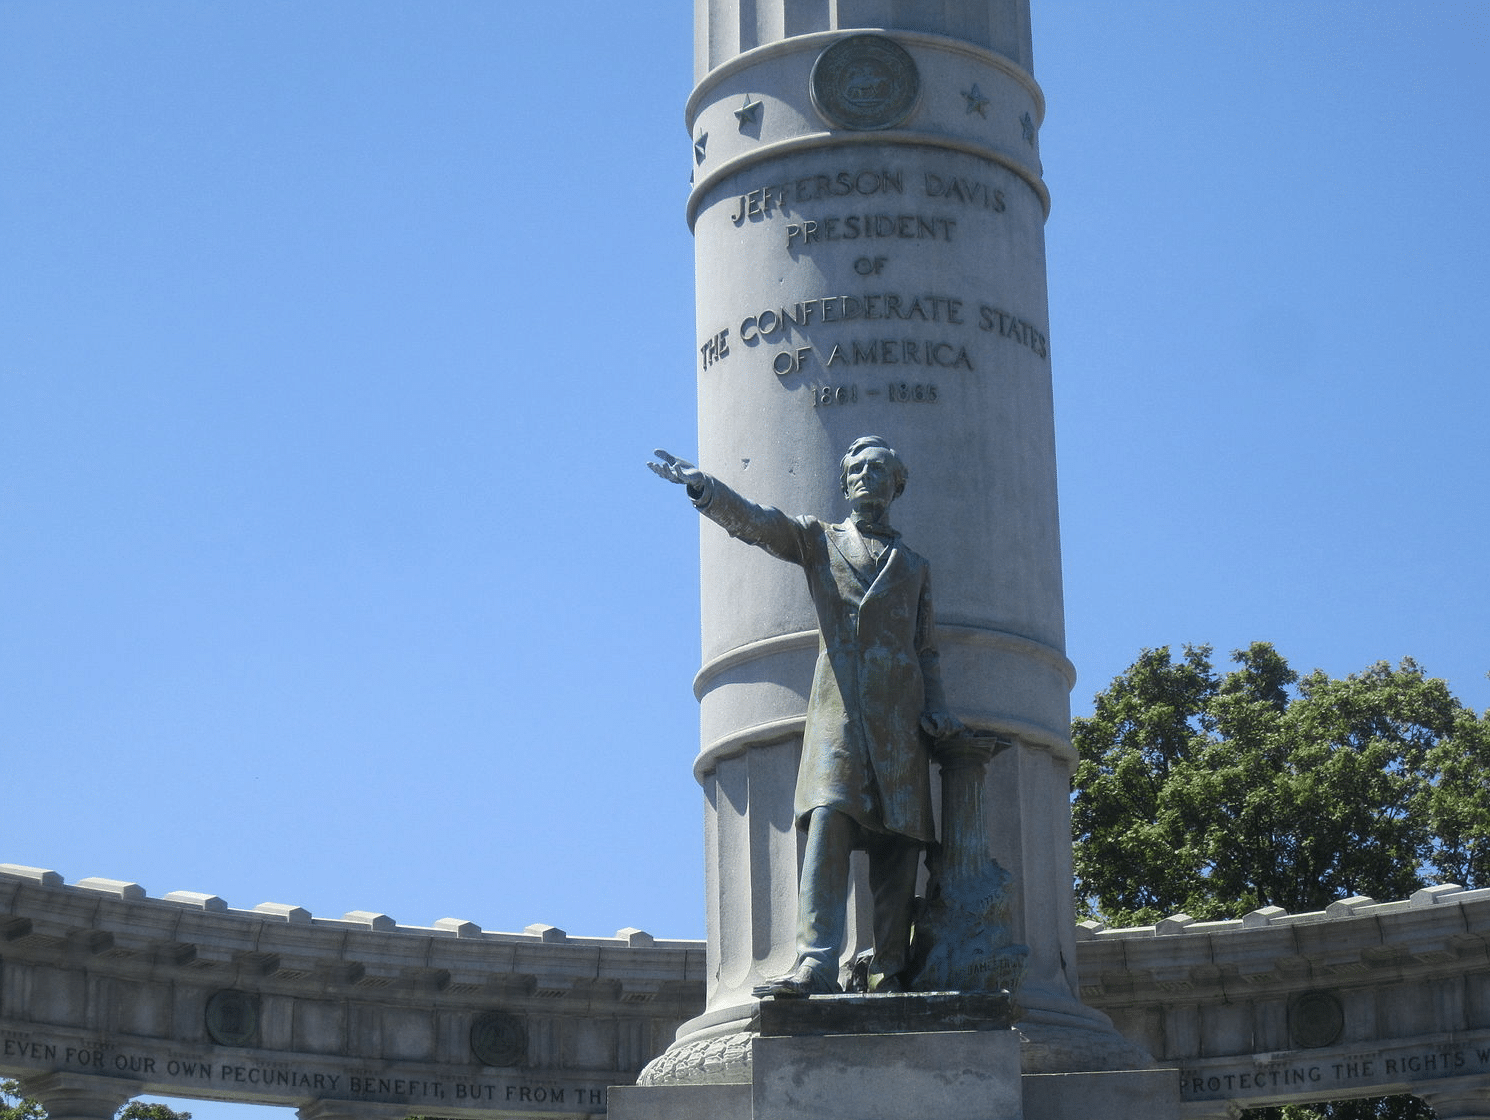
[795, 806, 854, 985]
[865, 829, 920, 980]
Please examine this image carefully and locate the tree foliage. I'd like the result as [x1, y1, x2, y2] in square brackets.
[1072, 643, 1490, 1120]
[0, 1083, 44, 1120]
[0, 1083, 189, 1120]
[1073, 642, 1490, 927]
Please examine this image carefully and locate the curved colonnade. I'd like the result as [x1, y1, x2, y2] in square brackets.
[0, 866, 702, 1120]
[6, 866, 1490, 1118]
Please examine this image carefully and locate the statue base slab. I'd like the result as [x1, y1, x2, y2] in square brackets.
[612, 1029, 1023, 1120]
[614, 1000, 1180, 1120]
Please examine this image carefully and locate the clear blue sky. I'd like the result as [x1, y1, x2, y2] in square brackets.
[3, 4, 1487, 1115]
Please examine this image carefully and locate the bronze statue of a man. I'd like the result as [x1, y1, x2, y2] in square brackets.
[651, 436, 959, 995]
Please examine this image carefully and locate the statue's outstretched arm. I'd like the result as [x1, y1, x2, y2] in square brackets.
[648, 448, 702, 488]
[648, 448, 806, 566]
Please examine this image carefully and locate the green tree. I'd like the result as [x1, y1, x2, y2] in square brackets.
[1073, 643, 1489, 927]
[0, 1082, 44, 1120]
[1072, 643, 1490, 1120]
[0, 1083, 190, 1120]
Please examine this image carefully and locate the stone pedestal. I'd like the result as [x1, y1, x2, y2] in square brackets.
[612, 994, 1178, 1120]
[613, 993, 1023, 1120]
[752, 1030, 1023, 1120]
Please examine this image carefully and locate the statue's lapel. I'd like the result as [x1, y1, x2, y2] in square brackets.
[827, 523, 877, 588]
[864, 539, 908, 603]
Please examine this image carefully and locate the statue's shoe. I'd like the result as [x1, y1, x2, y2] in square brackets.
[752, 963, 840, 998]
[867, 972, 905, 993]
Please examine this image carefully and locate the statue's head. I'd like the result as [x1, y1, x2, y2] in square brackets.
[839, 435, 908, 503]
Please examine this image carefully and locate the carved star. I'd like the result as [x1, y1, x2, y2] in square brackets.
[694, 132, 708, 165]
[962, 83, 990, 118]
[735, 96, 763, 130]
[1020, 111, 1036, 146]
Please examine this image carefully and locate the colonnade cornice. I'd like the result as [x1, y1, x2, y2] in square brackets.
[0, 865, 706, 1011]
[1076, 884, 1490, 1004]
[13, 865, 1490, 1000]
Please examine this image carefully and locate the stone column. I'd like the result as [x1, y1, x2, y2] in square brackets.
[297, 1101, 411, 1120]
[1421, 1086, 1490, 1120]
[678, 0, 1140, 1071]
[19, 1074, 137, 1120]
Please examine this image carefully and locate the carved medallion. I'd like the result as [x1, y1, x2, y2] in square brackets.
[204, 989, 259, 1046]
[470, 1010, 528, 1067]
[1289, 990, 1344, 1048]
[810, 35, 920, 131]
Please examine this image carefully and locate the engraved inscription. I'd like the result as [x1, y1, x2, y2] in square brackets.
[0, 1026, 610, 1112]
[814, 384, 859, 406]
[811, 382, 939, 407]
[727, 166, 1012, 227]
[885, 381, 939, 402]
[729, 169, 904, 225]
[738, 294, 965, 343]
[700, 328, 730, 371]
[772, 348, 814, 376]
[786, 214, 955, 250]
[701, 292, 1049, 381]
[1182, 1043, 1490, 1101]
[923, 172, 1006, 212]
[824, 340, 972, 370]
[976, 305, 1048, 358]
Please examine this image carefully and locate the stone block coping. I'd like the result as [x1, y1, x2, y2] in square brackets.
[0, 863, 697, 949]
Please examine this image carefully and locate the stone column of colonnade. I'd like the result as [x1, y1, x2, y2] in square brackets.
[297, 1100, 415, 1120]
[1421, 1087, 1490, 1120]
[19, 1074, 139, 1120]
[674, 0, 1145, 1071]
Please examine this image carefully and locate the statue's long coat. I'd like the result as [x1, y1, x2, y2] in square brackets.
[696, 478, 944, 844]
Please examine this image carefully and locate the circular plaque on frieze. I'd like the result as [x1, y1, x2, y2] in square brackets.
[1289, 990, 1344, 1049]
[205, 989, 260, 1046]
[810, 34, 920, 131]
[470, 1010, 528, 1068]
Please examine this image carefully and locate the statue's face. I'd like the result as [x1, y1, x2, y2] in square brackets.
[844, 447, 898, 512]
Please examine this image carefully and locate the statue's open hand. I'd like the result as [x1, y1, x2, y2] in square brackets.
[648, 449, 705, 489]
[920, 710, 965, 741]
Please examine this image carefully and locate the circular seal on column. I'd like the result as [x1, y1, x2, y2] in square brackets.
[205, 989, 260, 1046]
[470, 1010, 528, 1067]
[1288, 990, 1344, 1048]
[810, 34, 920, 131]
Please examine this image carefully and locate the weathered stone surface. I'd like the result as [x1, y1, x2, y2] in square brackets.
[751, 1030, 1023, 1120]
[0, 864, 63, 886]
[1023, 1069, 1180, 1120]
[757, 990, 1017, 1037]
[608, 1082, 751, 1120]
[75, 878, 146, 900]
[255, 901, 313, 923]
[164, 890, 226, 911]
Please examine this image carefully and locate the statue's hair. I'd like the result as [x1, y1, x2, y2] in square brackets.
[839, 435, 908, 499]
